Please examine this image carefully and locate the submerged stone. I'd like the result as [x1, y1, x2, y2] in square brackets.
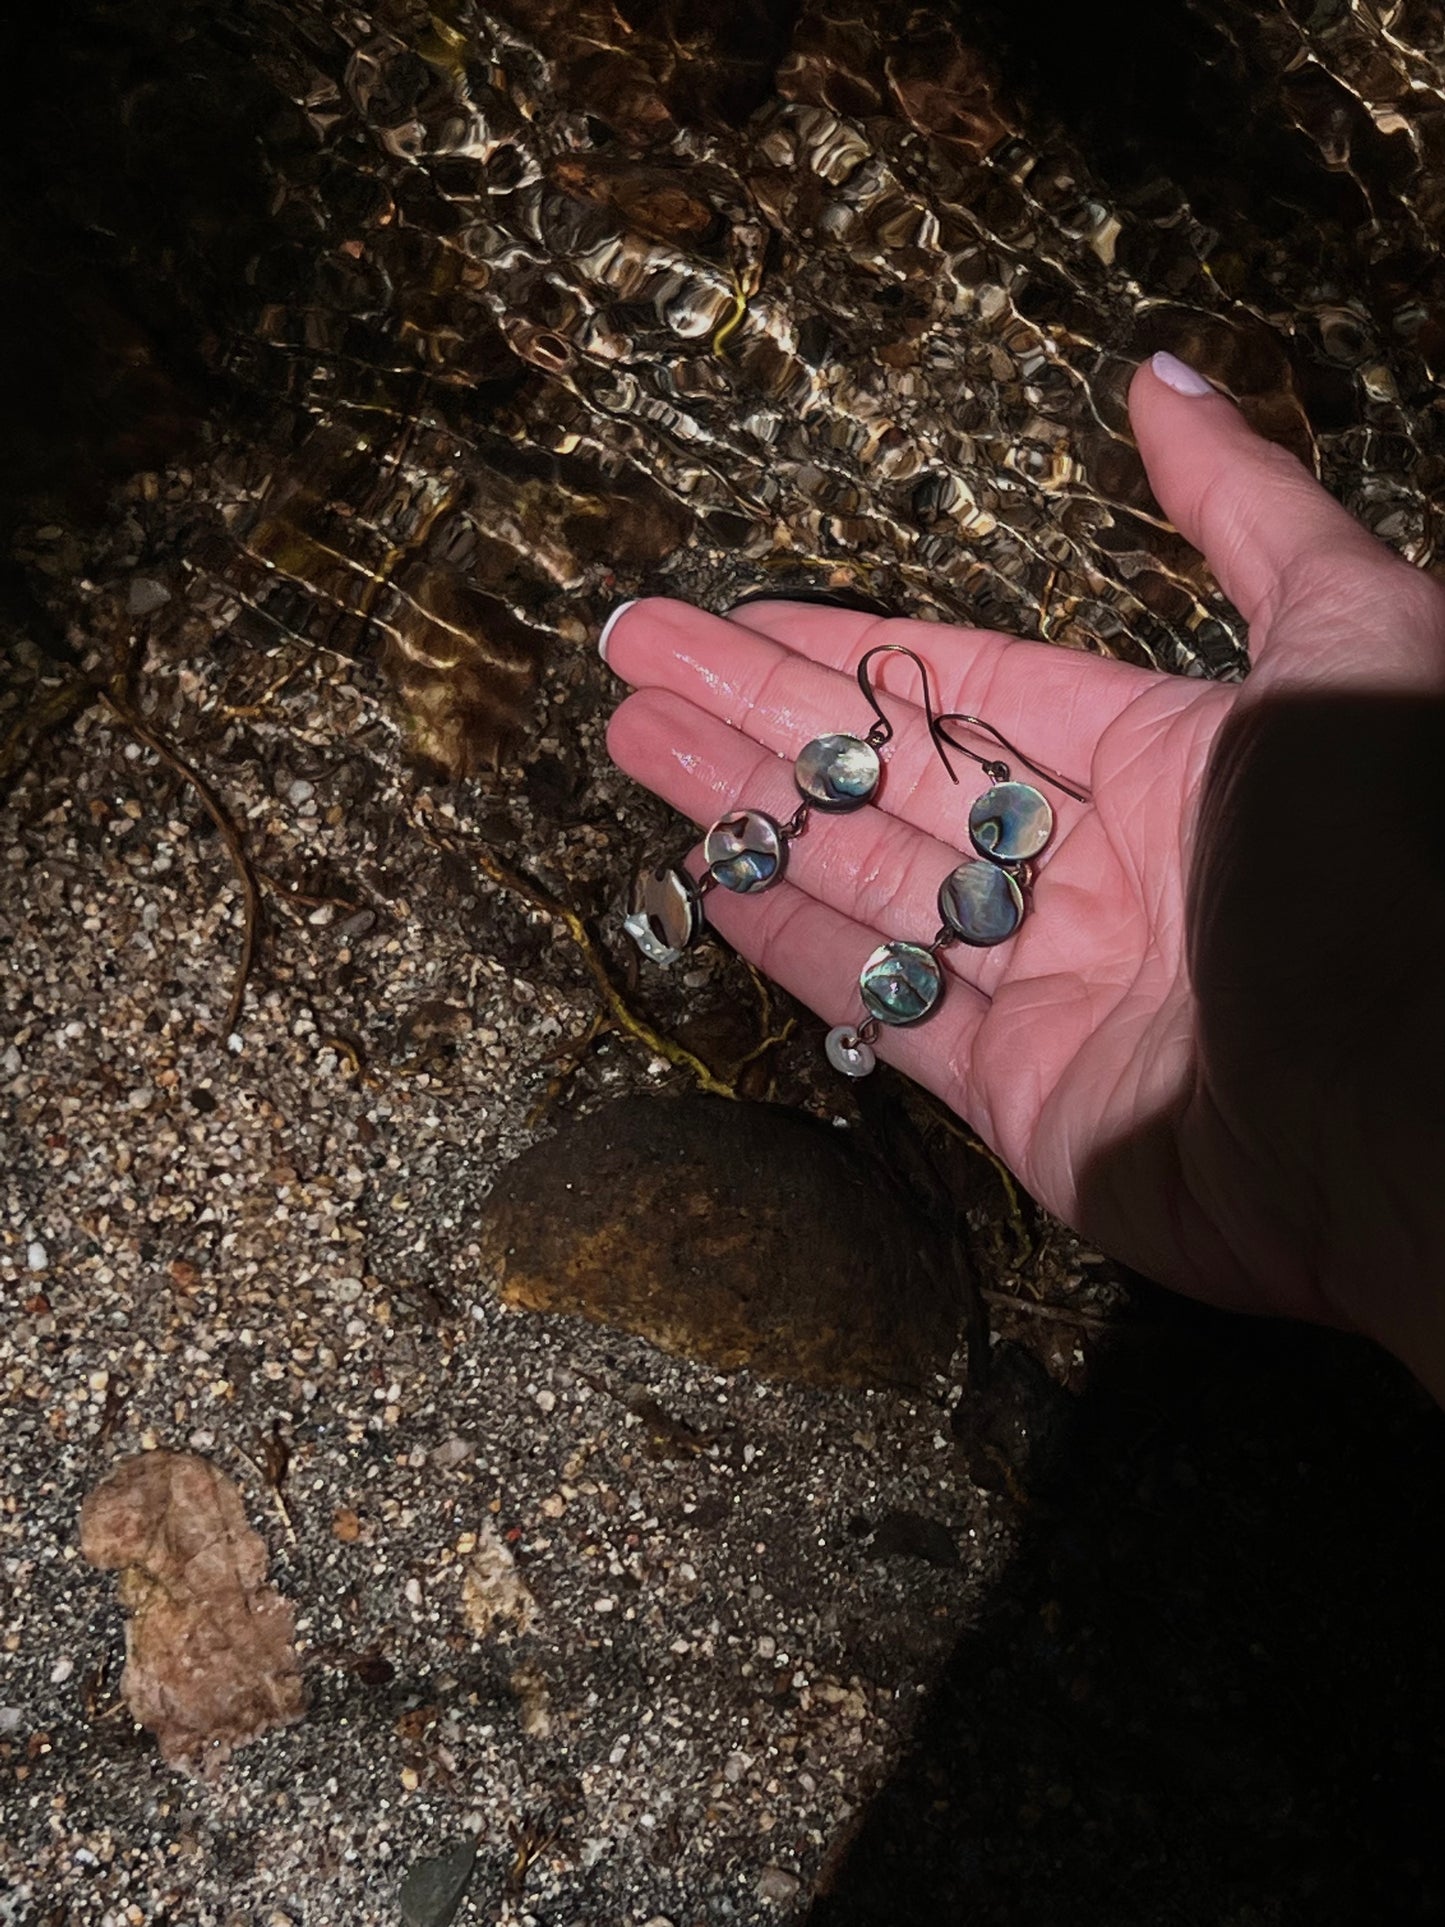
[478, 1096, 959, 1388]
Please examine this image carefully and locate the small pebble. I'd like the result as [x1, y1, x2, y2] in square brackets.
[125, 576, 171, 615]
[399, 1836, 477, 1927]
[26, 1242, 47, 1272]
[756, 1866, 801, 1905]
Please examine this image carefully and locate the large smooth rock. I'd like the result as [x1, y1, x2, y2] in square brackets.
[478, 1096, 960, 1388]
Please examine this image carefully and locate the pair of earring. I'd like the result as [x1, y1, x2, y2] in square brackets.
[623, 644, 1089, 1078]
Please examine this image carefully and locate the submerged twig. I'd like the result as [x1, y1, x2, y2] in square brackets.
[469, 840, 737, 1099]
[979, 1287, 1114, 1332]
[408, 798, 739, 1098]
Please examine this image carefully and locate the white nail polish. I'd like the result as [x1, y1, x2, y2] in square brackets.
[597, 599, 637, 663]
[1150, 350, 1216, 397]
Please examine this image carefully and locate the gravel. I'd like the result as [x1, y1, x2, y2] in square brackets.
[0, 592, 1069, 1923]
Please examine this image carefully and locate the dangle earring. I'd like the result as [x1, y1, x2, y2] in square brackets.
[824, 715, 1091, 1078]
[623, 643, 951, 966]
[929, 712, 1092, 946]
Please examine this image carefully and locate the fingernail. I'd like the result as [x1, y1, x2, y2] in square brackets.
[1150, 350, 1216, 397]
[597, 599, 637, 664]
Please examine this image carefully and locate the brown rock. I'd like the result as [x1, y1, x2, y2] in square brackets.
[478, 1096, 959, 1388]
[79, 1452, 305, 1778]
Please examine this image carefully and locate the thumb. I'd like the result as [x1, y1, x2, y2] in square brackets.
[1128, 351, 1443, 685]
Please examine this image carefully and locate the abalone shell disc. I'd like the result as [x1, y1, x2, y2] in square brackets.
[938, 858, 1024, 946]
[794, 733, 881, 811]
[858, 941, 943, 1026]
[968, 781, 1053, 863]
[623, 863, 703, 965]
[703, 809, 784, 893]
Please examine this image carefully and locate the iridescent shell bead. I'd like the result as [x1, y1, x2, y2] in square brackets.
[938, 858, 1024, 946]
[858, 940, 943, 1026]
[793, 733, 881, 812]
[703, 809, 785, 893]
[623, 863, 703, 965]
[968, 781, 1053, 864]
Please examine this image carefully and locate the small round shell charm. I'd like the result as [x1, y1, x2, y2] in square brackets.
[967, 780, 1053, 863]
[623, 863, 705, 966]
[794, 733, 881, 812]
[938, 858, 1024, 947]
[703, 809, 786, 893]
[858, 940, 944, 1026]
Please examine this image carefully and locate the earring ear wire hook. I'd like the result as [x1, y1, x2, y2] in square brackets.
[933, 711, 1092, 804]
[855, 643, 960, 785]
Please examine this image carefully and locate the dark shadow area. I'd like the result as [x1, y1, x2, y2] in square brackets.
[809, 1298, 1445, 1925]
[0, 0, 278, 639]
[489, 0, 805, 130]
[814, 690, 1445, 1922]
[954, 0, 1378, 233]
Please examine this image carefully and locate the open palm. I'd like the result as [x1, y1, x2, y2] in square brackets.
[605, 358, 1445, 1386]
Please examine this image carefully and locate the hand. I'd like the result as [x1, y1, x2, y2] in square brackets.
[604, 355, 1445, 1396]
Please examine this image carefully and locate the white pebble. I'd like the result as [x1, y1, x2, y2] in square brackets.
[26, 1242, 47, 1272]
[50, 1657, 74, 1685]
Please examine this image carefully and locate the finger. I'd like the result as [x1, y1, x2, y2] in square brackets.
[608, 685, 1053, 1000]
[1128, 353, 1443, 679]
[701, 865, 991, 1110]
[602, 596, 1142, 804]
